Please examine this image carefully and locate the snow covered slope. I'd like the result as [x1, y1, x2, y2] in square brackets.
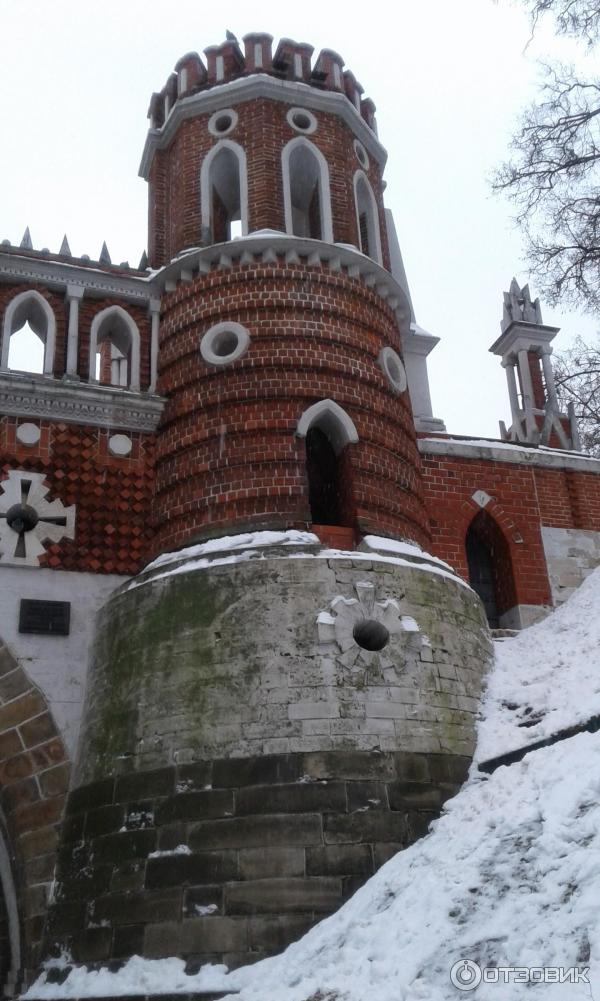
[27, 568, 600, 1000]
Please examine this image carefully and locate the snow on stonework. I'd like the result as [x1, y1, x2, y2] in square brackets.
[25, 571, 600, 1000]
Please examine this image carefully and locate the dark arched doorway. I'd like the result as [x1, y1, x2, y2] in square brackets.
[465, 509, 517, 628]
[306, 426, 342, 526]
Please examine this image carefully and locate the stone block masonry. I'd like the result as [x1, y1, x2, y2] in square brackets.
[44, 541, 492, 967]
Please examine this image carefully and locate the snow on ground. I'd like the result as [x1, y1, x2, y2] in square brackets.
[474, 565, 600, 763]
[26, 569, 600, 1000]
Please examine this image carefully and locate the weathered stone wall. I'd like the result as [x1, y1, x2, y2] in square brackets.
[47, 539, 492, 968]
[541, 525, 600, 606]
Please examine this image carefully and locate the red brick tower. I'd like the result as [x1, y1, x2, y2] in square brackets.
[36, 36, 491, 978]
[140, 33, 429, 554]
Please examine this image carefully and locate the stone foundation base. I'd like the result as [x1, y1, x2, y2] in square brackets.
[47, 750, 469, 968]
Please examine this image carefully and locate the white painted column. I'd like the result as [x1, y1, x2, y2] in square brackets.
[541, 346, 559, 409]
[149, 299, 160, 394]
[503, 359, 520, 423]
[65, 284, 84, 378]
[518, 348, 537, 439]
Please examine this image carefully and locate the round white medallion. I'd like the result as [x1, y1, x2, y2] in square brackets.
[108, 434, 133, 457]
[286, 107, 318, 134]
[200, 322, 250, 366]
[353, 139, 369, 170]
[208, 109, 238, 137]
[16, 423, 41, 446]
[378, 347, 407, 394]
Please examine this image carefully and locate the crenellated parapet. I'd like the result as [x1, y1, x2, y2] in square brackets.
[147, 33, 377, 133]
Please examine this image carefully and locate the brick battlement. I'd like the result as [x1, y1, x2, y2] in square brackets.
[147, 34, 375, 134]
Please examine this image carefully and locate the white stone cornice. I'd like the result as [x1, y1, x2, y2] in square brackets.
[0, 252, 153, 303]
[154, 233, 412, 333]
[418, 436, 600, 473]
[0, 373, 164, 433]
[139, 73, 387, 179]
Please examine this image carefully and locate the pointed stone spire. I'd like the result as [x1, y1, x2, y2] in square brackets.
[138, 250, 148, 270]
[20, 227, 33, 250]
[59, 235, 72, 256]
[99, 242, 112, 265]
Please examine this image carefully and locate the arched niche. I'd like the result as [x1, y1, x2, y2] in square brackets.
[353, 170, 382, 264]
[296, 400, 358, 527]
[465, 509, 517, 627]
[88, 306, 141, 391]
[200, 139, 248, 243]
[1, 291, 56, 376]
[282, 137, 333, 242]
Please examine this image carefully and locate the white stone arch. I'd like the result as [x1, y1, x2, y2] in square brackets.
[1, 290, 57, 375]
[200, 139, 249, 243]
[296, 399, 359, 456]
[88, 306, 141, 392]
[282, 136, 334, 243]
[353, 170, 382, 265]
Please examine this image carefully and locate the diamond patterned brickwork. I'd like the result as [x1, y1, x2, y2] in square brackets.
[0, 418, 155, 574]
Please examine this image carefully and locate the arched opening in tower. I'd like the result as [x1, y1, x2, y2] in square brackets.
[465, 509, 517, 628]
[305, 425, 356, 535]
[209, 147, 242, 243]
[289, 145, 323, 240]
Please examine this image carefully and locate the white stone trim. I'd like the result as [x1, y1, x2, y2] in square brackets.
[1, 290, 56, 375]
[282, 136, 334, 243]
[200, 321, 250, 366]
[378, 346, 407, 393]
[0, 252, 153, 302]
[154, 234, 413, 335]
[139, 73, 387, 180]
[200, 139, 249, 241]
[207, 108, 238, 137]
[286, 107, 318, 134]
[353, 170, 382, 265]
[0, 372, 163, 431]
[418, 436, 600, 473]
[296, 399, 359, 455]
[353, 139, 369, 170]
[88, 306, 141, 392]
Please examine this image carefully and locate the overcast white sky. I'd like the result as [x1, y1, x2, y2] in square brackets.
[1, 0, 597, 437]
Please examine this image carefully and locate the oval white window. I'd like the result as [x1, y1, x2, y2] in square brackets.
[208, 108, 239, 137]
[200, 321, 250, 366]
[353, 139, 369, 170]
[287, 107, 318, 134]
[378, 346, 407, 393]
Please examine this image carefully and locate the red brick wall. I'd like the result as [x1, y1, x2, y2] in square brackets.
[154, 258, 427, 555]
[0, 419, 155, 574]
[421, 449, 600, 608]
[148, 97, 389, 270]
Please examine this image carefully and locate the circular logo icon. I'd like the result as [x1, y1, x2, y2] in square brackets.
[450, 960, 482, 992]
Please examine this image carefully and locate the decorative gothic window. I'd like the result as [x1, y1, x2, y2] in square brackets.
[200, 140, 248, 244]
[282, 137, 333, 242]
[296, 400, 358, 527]
[353, 171, 382, 264]
[88, 306, 141, 391]
[1, 291, 56, 376]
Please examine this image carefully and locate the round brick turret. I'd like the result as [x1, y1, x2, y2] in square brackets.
[141, 37, 427, 556]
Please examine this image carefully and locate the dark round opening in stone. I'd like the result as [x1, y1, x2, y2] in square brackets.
[353, 619, 390, 651]
[293, 112, 311, 131]
[215, 114, 233, 133]
[6, 503, 39, 534]
[213, 330, 239, 357]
